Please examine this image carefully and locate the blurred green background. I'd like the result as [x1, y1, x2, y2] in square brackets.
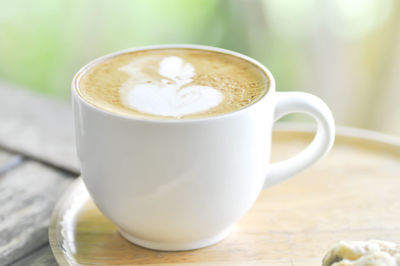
[1, 0, 399, 135]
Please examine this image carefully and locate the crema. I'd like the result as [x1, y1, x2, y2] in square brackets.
[77, 48, 269, 119]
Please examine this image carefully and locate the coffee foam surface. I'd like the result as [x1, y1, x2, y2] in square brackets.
[78, 48, 269, 119]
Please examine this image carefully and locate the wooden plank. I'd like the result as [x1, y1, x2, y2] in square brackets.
[0, 82, 78, 173]
[11, 244, 58, 266]
[0, 160, 73, 265]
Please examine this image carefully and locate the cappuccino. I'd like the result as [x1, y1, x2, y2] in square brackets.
[77, 48, 269, 119]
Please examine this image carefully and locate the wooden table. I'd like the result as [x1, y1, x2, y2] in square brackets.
[0, 83, 78, 265]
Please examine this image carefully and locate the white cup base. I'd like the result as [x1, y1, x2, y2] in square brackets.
[119, 227, 233, 251]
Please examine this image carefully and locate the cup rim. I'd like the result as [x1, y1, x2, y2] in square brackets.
[72, 44, 276, 123]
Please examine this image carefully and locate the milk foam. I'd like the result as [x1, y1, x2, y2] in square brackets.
[119, 56, 224, 117]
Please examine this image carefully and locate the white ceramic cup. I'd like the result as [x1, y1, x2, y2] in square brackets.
[72, 45, 335, 251]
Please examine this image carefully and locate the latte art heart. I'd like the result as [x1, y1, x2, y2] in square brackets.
[119, 57, 223, 117]
[122, 83, 223, 117]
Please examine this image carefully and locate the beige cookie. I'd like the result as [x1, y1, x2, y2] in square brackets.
[322, 240, 400, 266]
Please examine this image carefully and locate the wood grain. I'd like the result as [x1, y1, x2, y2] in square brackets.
[0, 83, 78, 173]
[49, 131, 400, 266]
[11, 245, 58, 266]
[0, 160, 73, 265]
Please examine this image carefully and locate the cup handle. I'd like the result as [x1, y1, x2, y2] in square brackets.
[264, 91, 335, 188]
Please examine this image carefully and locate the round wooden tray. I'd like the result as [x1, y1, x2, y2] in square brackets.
[49, 125, 400, 265]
